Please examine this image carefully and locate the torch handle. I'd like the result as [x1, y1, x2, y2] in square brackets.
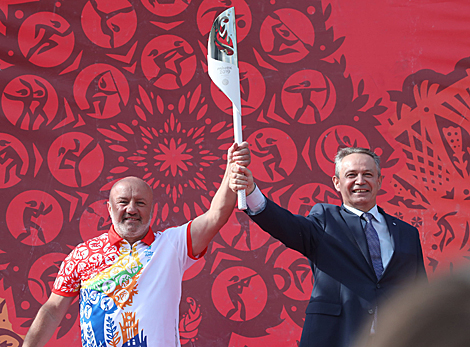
[233, 105, 247, 210]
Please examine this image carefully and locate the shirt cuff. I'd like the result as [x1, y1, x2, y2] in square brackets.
[246, 185, 267, 215]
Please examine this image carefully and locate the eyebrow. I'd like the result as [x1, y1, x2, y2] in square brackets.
[344, 169, 374, 175]
[115, 196, 148, 202]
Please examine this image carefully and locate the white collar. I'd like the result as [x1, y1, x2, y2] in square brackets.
[343, 204, 379, 220]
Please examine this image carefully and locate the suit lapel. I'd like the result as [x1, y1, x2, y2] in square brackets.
[339, 206, 373, 268]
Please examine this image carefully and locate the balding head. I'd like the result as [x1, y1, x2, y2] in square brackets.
[107, 177, 153, 245]
[109, 177, 153, 199]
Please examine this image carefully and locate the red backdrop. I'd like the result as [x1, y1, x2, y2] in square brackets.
[1, 0, 469, 346]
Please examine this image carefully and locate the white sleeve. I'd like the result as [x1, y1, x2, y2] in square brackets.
[246, 185, 267, 215]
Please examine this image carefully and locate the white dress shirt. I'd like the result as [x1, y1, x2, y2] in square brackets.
[342, 204, 394, 270]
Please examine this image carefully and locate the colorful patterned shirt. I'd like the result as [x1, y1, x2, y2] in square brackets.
[53, 222, 201, 347]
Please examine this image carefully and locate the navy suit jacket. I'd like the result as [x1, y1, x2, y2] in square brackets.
[249, 199, 427, 347]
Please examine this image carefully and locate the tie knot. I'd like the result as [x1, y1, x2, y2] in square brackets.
[363, 212, 374, 222]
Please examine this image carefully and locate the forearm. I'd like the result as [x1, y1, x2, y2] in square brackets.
[23, 294, 73, 347]
[208, 168, 237, 227]
[24, 307, 61, 347]
[191, 168, 236, 254]
[191, 142, 249, 255]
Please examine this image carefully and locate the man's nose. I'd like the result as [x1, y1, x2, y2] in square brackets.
[355, 174, 365, 184]
[126, 201, 138, 213]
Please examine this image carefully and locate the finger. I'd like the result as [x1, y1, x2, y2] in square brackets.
[237, 141, 249, 149]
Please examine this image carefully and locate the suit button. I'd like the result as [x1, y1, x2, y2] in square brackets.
[368, 309, 374, 315]
[377, 284, 381, 289]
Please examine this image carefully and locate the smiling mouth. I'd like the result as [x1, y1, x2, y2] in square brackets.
[122, 217, 141, 222]
[352, 189, 369, 193]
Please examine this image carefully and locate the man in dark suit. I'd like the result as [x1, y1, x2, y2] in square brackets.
[229, 146, 427, 347]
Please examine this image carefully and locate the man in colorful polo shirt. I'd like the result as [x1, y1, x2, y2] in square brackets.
[23, 142, 250, 347]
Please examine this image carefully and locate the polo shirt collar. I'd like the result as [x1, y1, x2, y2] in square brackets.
[108, 225, 155, 246]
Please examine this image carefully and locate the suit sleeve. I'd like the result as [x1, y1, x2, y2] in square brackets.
[249, 198, 325, 257]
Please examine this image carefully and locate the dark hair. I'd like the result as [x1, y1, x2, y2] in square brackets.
[334, 147, 381, 177]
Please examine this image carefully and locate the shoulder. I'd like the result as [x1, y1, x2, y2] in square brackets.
[153, 222, 190, 242]
[307, 203, 343, 225]
[310, 203, 342, 214]
[80, 232, 111, 250]
[65, 232, 114, 261]
[379, 207, 418, 231]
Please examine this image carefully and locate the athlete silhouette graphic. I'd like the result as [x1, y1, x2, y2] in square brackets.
[89, 0, 133, 48]
[25, 19, 72, 60]
[226, 274, 257, 321]
[0, 140, 24, 184]
[58, 138, 97, 187]
[18, 201, 53, 244]
[284, 80, 328, 123]
[3, 78, 49, 130]
[252, 133, 288, 181]
[148, 40, 192, 88]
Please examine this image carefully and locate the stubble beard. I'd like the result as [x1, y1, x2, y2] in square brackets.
[110, 212, 151, 243]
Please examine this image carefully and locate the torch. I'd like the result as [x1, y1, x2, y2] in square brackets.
[207, 7, 246, 210]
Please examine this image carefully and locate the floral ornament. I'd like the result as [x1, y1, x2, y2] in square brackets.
[99, 85, 235, 223]
[394, 212, 404, 220]
[128, 114, 219, 202]
[179, 297, 202, 345]
[410, 216, 423, 228]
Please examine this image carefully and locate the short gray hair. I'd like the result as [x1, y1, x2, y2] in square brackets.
[334, 147, 381, 177]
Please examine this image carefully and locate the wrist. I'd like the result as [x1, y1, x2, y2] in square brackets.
[247, 182, 256, 196]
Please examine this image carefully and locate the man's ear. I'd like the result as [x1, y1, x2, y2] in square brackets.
[332, 176, 340, 192]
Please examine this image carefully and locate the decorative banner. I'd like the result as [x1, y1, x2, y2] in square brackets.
[0, 0, 469, 346]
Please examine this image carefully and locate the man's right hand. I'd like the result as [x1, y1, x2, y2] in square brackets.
[229, 160, 255, 196]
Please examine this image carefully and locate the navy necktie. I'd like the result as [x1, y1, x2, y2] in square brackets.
[363, 212, 384, 280]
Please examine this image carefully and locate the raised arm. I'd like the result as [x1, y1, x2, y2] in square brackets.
[190, 142, 250, 255]
[23, 293, 75, 347]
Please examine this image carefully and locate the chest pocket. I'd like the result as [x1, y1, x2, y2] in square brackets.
[305, 302, 341, 316]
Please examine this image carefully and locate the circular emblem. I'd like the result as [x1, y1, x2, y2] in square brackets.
[282, 70, 336, 124]
[0, 133, 29, 188]
[212, 266, 266, 322]
[6, 190, 63, 246]
[18, 12, 74, 67]
[260, 8, 314, 63]
[81, 0, 137, 48]
[47, 132, 104, 187]
[74, 64, 129, 119]
[247, 129, 297, 183]
[2, 75, 58, 130]
[142, 35, 196, 90]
